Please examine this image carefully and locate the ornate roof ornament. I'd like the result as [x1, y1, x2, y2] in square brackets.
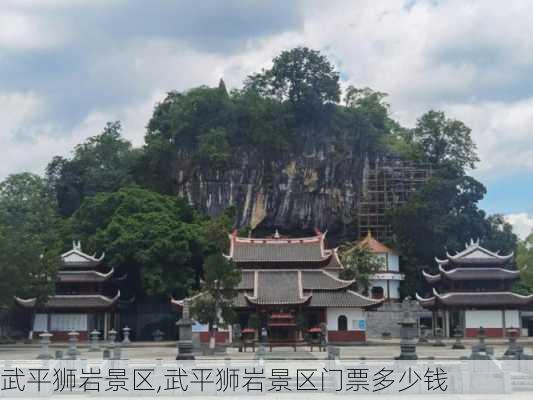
[443, 238, 513, 263]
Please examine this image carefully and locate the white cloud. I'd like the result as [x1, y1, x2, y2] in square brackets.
[0, 0, 532, 207]
[0, 90, 162, 177]
[0, 10, 66, 50]
[505, 213, 533, 240]
[446, 98, 533, 178]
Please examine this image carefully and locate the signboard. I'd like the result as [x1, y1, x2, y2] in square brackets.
[191, 322, 208, 333]
[371, 273, 405, 281]
[358, 319, 366, 331]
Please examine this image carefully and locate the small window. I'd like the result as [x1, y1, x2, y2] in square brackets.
[371, 286, 384, 299]
[338, 315, 348, 331]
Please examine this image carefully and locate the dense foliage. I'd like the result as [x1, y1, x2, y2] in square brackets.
[0, 47, 521, 309]
[190, 253, 241, 330]
[46, 122, 137, 216]
[138, 48, 391, 194]
[0, 173, 62, 308]
[516, 234, 533, 294]
[388, 112, 517, 296]
[67, 186, 234, 299]
[339, 244, 384, 294]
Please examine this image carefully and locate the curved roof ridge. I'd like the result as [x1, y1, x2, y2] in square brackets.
[59, 268, 115, 278]
[446, 240, 514, 261]
[415, 292, 436, 302]
[321, 270, 354, 286]
[51, 291, 120, 302]
[170, 292, 205, 307]
[346, 289, 383, 304]
[233, 234, 323, 244]
[435, 291, 533, 299]
[14, 296, 37, 307]
[440, 264, 519, 275]
[435, 257, 449, 265]
[422, 270, 440, 279]
[244, 293, 311, 305]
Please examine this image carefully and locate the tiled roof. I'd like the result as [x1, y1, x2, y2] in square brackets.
[229, 232, 333, 264]
[301, 270, 353, 290]
[307, 290, 382, 308]
[61, 241, 105, 268]
[436, 239, 513, 267]
[417, 291, 533, 308]
[233, 241, 326, 263]
[237, 271, 255, 290]
[246, 271, 310, 305]
[358, 232, 396, 254]
[57, 269, 114, 283]
[231, 269, 377, 308]
[422, 266, 520, 284]
[14, 291, 120, 310]
[441, 266, 519, 281]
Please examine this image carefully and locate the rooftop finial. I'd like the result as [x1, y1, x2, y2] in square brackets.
[274, 229, 280, 239]
[72, 240, 82, 251]
[366, 230, 373, 239]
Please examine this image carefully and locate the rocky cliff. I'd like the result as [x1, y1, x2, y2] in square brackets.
[174, 135, 370, 236]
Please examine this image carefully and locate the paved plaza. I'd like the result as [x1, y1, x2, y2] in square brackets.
[1, 338, 533, 360]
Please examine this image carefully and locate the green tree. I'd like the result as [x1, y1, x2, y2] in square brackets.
[385, 110, 518, 296]
[197, 128, 232, 169]
[517, 233, 533, 293]
[245, 47, 340, 107]
[411, 110, 480, 171]
[46, 121, 136, 216]
[190, 253, 241, 349]
[69, 186, 202, 298]
[0, 173, 61, 308]
[338, 243, 384, 294]
[389, 167, 518, 296]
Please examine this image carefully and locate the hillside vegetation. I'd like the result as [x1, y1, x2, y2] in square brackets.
[0, 48, 521, 306]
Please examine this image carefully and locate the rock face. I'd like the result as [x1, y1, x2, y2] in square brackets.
[175, 136, 369, 235]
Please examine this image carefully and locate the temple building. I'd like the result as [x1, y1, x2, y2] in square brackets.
[416, 239, 532, 338]
[15, 241, 121, 340]
[359, 232, 404, 301]
[176, 230, 382, 344]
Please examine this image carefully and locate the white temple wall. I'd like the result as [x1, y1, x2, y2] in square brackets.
[465, 310, 501, 328]
[326, 308, 365, 330]
[464, 309, 520, 337]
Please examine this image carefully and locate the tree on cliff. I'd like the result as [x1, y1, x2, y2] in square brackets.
[411, 110, 479, 171]
[46, 121, 137, 216]
[245, 47, 340, 109]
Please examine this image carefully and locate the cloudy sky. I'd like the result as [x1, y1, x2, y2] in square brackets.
[1, 0, 532, 238]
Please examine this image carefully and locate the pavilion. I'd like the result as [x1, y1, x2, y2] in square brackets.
[358, 231, 404, 302]
[14, 241, 122, 340]
[416, 239, 532, 338]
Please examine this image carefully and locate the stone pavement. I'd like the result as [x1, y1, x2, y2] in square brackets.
[1, 339, 533, 360]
